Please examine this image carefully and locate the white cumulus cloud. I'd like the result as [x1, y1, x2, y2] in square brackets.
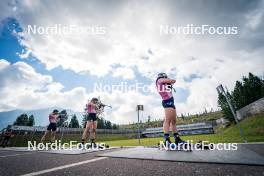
[0, 0, 264, 123]
[112, 67, 135, 80]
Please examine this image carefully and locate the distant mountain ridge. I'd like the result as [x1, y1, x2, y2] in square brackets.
[0, 108, 84, 130]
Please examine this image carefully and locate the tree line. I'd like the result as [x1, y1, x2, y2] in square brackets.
[218, 72, 264, 122]
[13, 114, 35, 126]
[13, 113, 119, 129]
[82, 115, 119, 129]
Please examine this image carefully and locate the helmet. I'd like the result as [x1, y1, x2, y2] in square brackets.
[91, 97, 98, 102]
[59, 110, 68, 120]
[53, 109, 59, 114]
[60, 110, 67, 115]
[157, 73, 168, 79]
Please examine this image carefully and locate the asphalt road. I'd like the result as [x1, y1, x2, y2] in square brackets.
[0, 148, 263, 176]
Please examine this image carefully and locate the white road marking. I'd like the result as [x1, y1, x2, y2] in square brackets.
[20, 157, 108, 176]
[0, 152, 34, 158]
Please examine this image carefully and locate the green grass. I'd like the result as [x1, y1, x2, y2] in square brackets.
[4, 113, 264, 147]
[7, 133, 137, 147]
[120, 111, 223, 129]
[102, 113, 264, 146]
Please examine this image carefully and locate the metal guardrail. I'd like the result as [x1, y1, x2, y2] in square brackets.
[142, 122, 214, 136]
[8, 125, 138, 134]
[5, 121, 214, 140]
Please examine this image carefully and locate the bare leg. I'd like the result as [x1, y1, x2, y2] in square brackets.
[91, 121, 97, 142]
[88, 121, 93, 141]
[170, 108, 177, 133]
[41, 131, 50, 143]
[50, 131, 56, 142]
[164, 108, 176, 131]
[81, 121, 90, 143]
[167, 108, 184, 143]
[163, 108, 172, 142]
[163, 116, 170, 133]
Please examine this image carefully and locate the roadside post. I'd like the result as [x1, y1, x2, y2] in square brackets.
[136, 105, 144, 145]
[216, 84, 247, 143]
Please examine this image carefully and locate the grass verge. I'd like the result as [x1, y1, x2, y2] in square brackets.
[101, 113, 264, 146]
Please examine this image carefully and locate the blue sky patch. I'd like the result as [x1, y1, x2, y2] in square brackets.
[0, 17, 188, 104]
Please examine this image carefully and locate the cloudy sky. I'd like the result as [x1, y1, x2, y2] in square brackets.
[0, 0, 263, 124]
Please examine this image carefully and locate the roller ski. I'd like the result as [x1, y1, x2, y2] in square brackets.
[174, 133, 192, 151]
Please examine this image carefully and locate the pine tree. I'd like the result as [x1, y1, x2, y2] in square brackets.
[218, 92, 234, 122]
[69, 114, 79, 128]
[28, 115, 35, 126]
[180, 113, 185, 121]
[218, 72, 264, 122]
[82, 114, 89, 128]
[13, 114, 29, 126]
[105, 121, 112, 129]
